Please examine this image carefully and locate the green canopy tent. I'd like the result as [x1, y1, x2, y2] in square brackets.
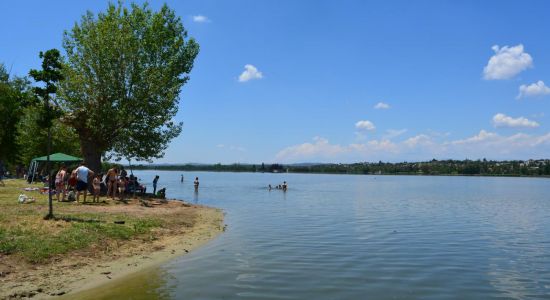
[29, 153, 82, 183]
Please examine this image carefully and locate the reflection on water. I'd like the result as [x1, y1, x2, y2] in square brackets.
[193, 188, 199, 204]
[71, 172, 550, 299]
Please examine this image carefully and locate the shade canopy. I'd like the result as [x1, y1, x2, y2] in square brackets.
[31, 152, 82, 163]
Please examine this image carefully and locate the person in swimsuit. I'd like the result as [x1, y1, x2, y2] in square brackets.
[106, 167, 118, 199]
[92, 174, 101, 203]
[118, 176, 127, 201]
[55, 164, 67, 202]
[194, 177, 199, 190]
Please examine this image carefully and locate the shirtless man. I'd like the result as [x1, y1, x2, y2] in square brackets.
[106, 167, 118, 199]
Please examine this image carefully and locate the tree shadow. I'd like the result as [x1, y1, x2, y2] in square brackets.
[52, 215, 105, 223]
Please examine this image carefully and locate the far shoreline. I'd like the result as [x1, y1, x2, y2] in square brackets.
[130, 167, 550, 179]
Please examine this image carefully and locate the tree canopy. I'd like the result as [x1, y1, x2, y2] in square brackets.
[59, 2, 199, 171]
[0, 64, 32, 164]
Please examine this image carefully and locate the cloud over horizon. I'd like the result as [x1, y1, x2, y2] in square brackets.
[274, 130, 550, 163]
[483, 44, 533, 80]
[492, 113, 539, 128]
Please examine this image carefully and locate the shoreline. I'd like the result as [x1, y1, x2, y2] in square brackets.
[59, 204, 224, 299]
[0, 192, 224, 300]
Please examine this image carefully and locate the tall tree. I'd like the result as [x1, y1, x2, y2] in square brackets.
[59, 2, 199, 171]
[0, 64, 32, 166]
[29, 49, 64, 219]
[15, 104, 80, 165]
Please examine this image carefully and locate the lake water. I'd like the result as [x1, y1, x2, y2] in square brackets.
[73, 171, 550, 299]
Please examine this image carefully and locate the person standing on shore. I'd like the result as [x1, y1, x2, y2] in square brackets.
[92, 174, 101, 203]
[75, 162, 94, 203]
[120, 166, 127, 178]
[55, 165, 67, 202]
[153, 175, 159, 195]
[106, 167, 118, 199]
[119, 176, 128, 201]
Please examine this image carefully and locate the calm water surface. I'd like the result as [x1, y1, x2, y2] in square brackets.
[73, 171, 550, 299]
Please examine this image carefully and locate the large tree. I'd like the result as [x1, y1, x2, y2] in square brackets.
[59, 2, 198, 171]
[15, 104, 80, 165]
[0, 64, 32, 166]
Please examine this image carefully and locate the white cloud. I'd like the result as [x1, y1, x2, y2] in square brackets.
[404, 134, 433, 147]
[483, 44, 533, 80]
[192, 15, 210, 23]
[451, 130, 499, 145]
[355, 120, 375, 131]
[275, 137, 347, 161]
[383, 129, 408, 140]
[275, 131, 550, 163]
[492, 113, 539, 128]
[374, 102, 390, 109]
[238, 64, 263, 82]
[517, 80, 550, 99]
[448, 130, 550, 158]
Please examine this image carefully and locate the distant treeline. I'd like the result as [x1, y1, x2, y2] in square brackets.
[132, 159, 550, 177]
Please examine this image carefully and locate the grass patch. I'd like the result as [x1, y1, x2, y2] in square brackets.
[0, 179, 175, 264]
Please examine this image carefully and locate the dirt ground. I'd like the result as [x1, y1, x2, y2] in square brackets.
[0, 196, 224, 299]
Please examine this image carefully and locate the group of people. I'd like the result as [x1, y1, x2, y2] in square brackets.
[53, 163, 145, 203]
[53, 162, 96, 203]
[50, 164, 206, 202]
[268, 181, 288, 191]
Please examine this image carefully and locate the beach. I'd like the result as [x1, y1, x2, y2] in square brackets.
[0, 179, 224, 299]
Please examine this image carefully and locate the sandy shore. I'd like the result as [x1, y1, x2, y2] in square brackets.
[0, 199, 224, 300]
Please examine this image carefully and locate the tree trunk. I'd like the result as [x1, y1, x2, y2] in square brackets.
[80, 136, 102, 172]
[46, 127, 53, 219]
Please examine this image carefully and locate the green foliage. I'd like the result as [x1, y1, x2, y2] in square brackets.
[29, 49, 64, 129]
[15, 104, 80, 166]
[0, 64, 32, 165]
[59, 2, 198, 167]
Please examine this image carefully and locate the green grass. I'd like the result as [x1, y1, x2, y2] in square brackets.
[0, 179, 170, 264]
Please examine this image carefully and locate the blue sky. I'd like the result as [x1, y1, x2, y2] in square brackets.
[2, 0, 550, 163]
